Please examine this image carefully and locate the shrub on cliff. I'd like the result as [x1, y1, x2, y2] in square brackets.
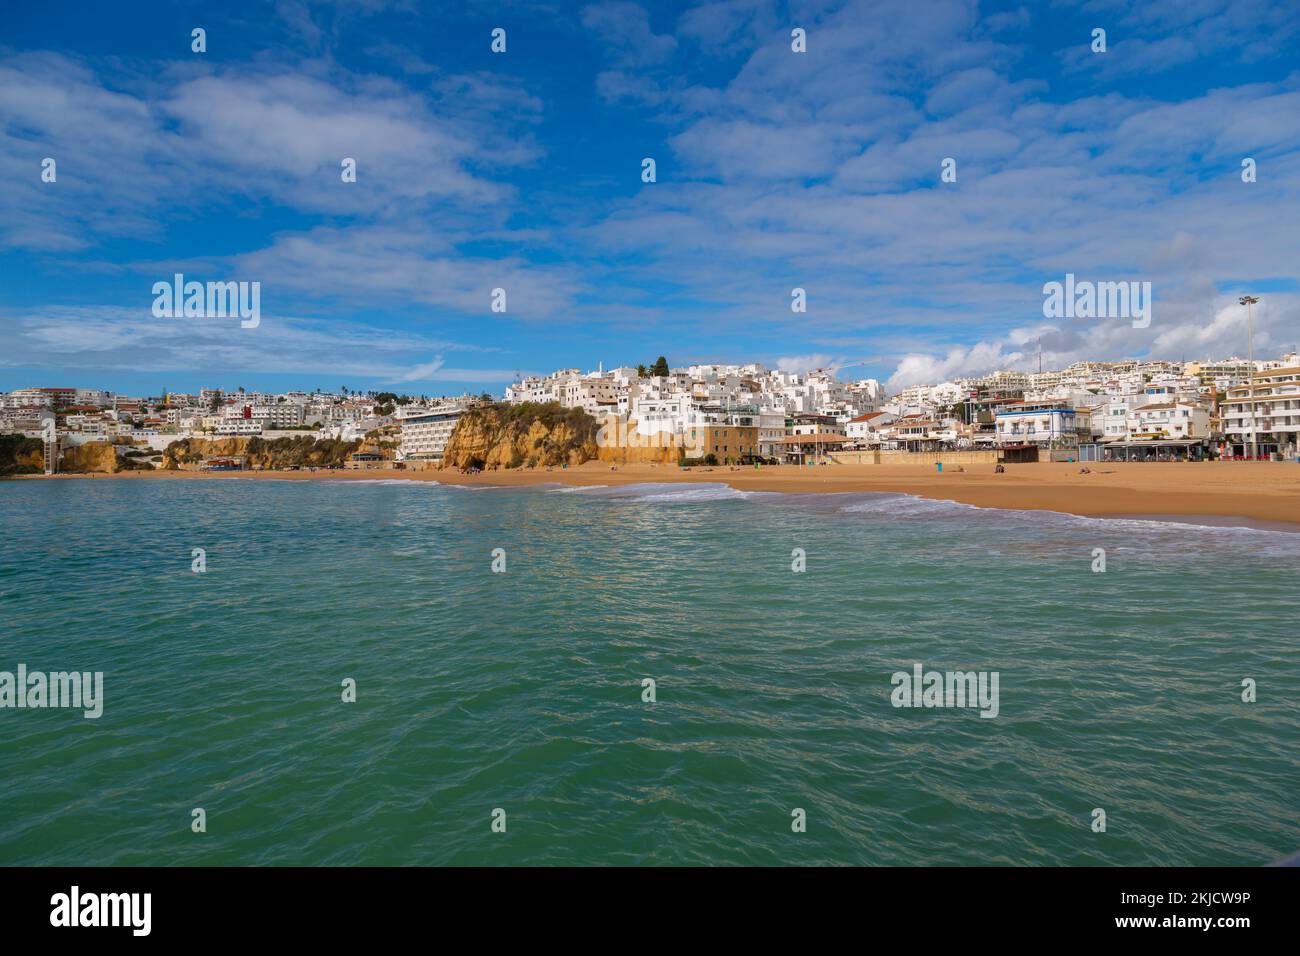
[0, 434, 44, 476]
[443, 402, 599, 470]
[163, 438, 206, 466]
[492, 401, 598, 434]
[164, 435, 363, 470]
[246, 435, 361, 467]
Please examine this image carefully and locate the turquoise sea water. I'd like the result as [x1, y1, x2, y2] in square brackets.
[0, 477, 1296, 866]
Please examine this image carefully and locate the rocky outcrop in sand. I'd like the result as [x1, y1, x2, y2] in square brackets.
[61, 441, 119, 473]
[440, 403, 598, 470]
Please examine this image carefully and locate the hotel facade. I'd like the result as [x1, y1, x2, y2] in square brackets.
[1220, 366, 1300, 458]
[397, 401, 471, 461]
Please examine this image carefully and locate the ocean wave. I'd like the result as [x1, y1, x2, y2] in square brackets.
[323, 477, 502, 491]
[838, 493, 980, 517]
[324, 476, 1299, 541]
[1060, 511, 1300, 537]
[837, 491, 1299, 540]
[579, 482, 761, 503]
[322, 478, 434, 486]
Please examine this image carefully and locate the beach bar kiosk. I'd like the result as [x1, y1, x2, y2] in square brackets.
[997, 444, 1039, 464]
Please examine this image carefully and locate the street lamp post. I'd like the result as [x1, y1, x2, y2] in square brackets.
[1239, 295, 1260, 459]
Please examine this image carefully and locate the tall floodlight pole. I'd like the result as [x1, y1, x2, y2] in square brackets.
[1239, 296, 1260, 459]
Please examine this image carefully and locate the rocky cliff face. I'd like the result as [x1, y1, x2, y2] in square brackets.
[162, 436, 384, 470]
[16, 447, 44, 472]
[0, 435, 44, 475]
[440, 403, 598, 470]
[593, 418, 685, 465]
[594, 442, 682, 465]
[61, 442, 119, 473]
[163, 437, 255, 469]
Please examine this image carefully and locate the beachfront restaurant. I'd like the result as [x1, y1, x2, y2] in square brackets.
[200, 456, 245, 471]
[776, 433, 851, 464]
[1101, 438, 1209, 462]
[345, 452, 388, 471]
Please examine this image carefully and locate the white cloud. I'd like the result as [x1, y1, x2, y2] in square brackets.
[774, 353, 840, 373]
[581, 2, 678, 67]
[0, 53, 545, 244]
[4, 1, 1299, 394]
[391, 356, 445, 383]
[0, 305, 511, 386]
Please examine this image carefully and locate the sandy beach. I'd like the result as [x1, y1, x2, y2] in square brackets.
[38, 460, 1300, 528]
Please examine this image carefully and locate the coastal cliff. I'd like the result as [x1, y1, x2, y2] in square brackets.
[61, 442, 119, 473]
[0, 435, 44, 476]
[162, 435, 387, 470]
[440, 403, 598, 470]
[593, 420, 683, 466]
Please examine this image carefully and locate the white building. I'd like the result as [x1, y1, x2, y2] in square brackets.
[0, 408, 55, 437]
[398, 402, 469, 461]
[994, 401, 1088, 446]
[1096, 395, 1144, 441]
[63, 413, 111, 436]
[219, 402, 305, 430]
[1125, 401, 1210, 442]
[1220, 366, 1300, 457]
[256, 403, 305, 428]
[75, 388, 114, 408]
[757, 410, 787, 459]
[844, 411, 897, 445]
[3, 388, 53, 409]
[214, 419, 263, 436]
[560, 377, 621, 418]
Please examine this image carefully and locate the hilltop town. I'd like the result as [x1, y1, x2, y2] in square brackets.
[4, 351, 1300, 475]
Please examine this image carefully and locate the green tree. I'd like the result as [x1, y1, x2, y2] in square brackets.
[636, 364, 648, 378]
[650, 356, 669, 377]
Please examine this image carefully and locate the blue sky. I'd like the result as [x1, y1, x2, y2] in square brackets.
[1, 0, 1297, 397]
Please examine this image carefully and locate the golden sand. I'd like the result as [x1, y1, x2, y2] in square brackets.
[47, 460, 1300, 527]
